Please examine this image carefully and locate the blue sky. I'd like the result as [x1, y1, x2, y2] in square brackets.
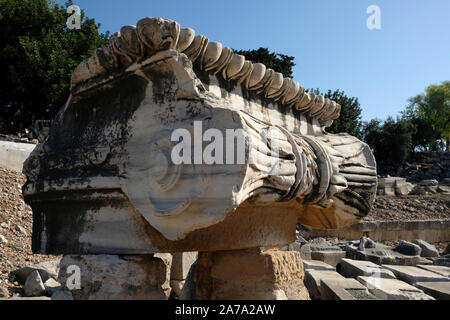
[60, 0, 450, 122]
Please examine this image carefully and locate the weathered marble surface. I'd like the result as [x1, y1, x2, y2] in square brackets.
[23, 17, 377, 254]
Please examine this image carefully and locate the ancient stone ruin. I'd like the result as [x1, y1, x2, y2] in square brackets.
[22, 17, 377, 300]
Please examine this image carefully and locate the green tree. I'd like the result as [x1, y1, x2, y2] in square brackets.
[362, 117, 416, 173]
[309, 89, 363, 139]
[407, 81, 450, 151]
[0, 0, 110, 133]
[233, 47, 295, 78]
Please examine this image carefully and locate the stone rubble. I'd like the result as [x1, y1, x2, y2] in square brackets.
[292, 235, 450, 300]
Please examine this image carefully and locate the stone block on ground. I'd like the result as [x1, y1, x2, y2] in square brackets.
[346, 242, 422, 266]
[382, 265, 449, 285]
[338, 258, 396, 279]
[58, 254, 172, 300]
[304, 270, 345, 300]
[303, 260, 335, 271]
[310, 250, 346, 267]
[171, 252, 198, 281]
[417, 265, 450, 278]
[413, 240, 439, 258]
[321, 278, 377, 300]
[394, 240, 422, 256]
[44, 278, 62, 296]
[24, 270, 46, 297]
[414, 282, 450, 300]
[357, 276, 434, 300]
[431, 254, 450, 267]
[13, 258, 61, 284]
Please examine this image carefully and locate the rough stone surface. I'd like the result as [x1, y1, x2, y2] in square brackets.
[413, 239, 440, 258]
[320, 278, 377, 300]
[24, 270, 45, 297]
[303, 260, 335, 271]
[357, 276, 434, 300]
[171, 252, 198, 281]
[338, 258, 396, 279]
[194, 248, 309, 300]
[304, 270, 345, 300]
[382, 265, 449, 285]
[57, 254, 172, 300]
[414, 282, 450, 300]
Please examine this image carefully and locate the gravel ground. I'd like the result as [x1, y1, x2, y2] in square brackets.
[364, 194, 450, 222]
[0, 167, 59, 298]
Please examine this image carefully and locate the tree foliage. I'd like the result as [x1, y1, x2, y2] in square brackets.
[363, 117, 416, 173]
[0, 0, 110, 133]
[309, 89, 363, 139]
[233, 47, 295, 78]
[404, 81, 450, 151]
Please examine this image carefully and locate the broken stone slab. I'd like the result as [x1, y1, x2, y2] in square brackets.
[357, 276, 434, 300]
[414, 282, 450, 300]
[394, 240, 422, 256]
[13, 259, 61, 284]
[57, 254, 172, 300]
[24, 270, 46, 297]
[413, 240, 439, 258]
[417, 265, 450, 278]
[419, 179, 439, 186]
[310, 251, 346, 267]
[346, 243, 422, 266]
[171, 252, 197, 281]
[304, 270, 345, 300]
[320, 278, 377, 300]
[194, 248, 310, 300]
[338, 258, 396, 279]
[382, 265, 449, 285]
[44, 278, 62, 296]
[303, 260, 335, 271]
